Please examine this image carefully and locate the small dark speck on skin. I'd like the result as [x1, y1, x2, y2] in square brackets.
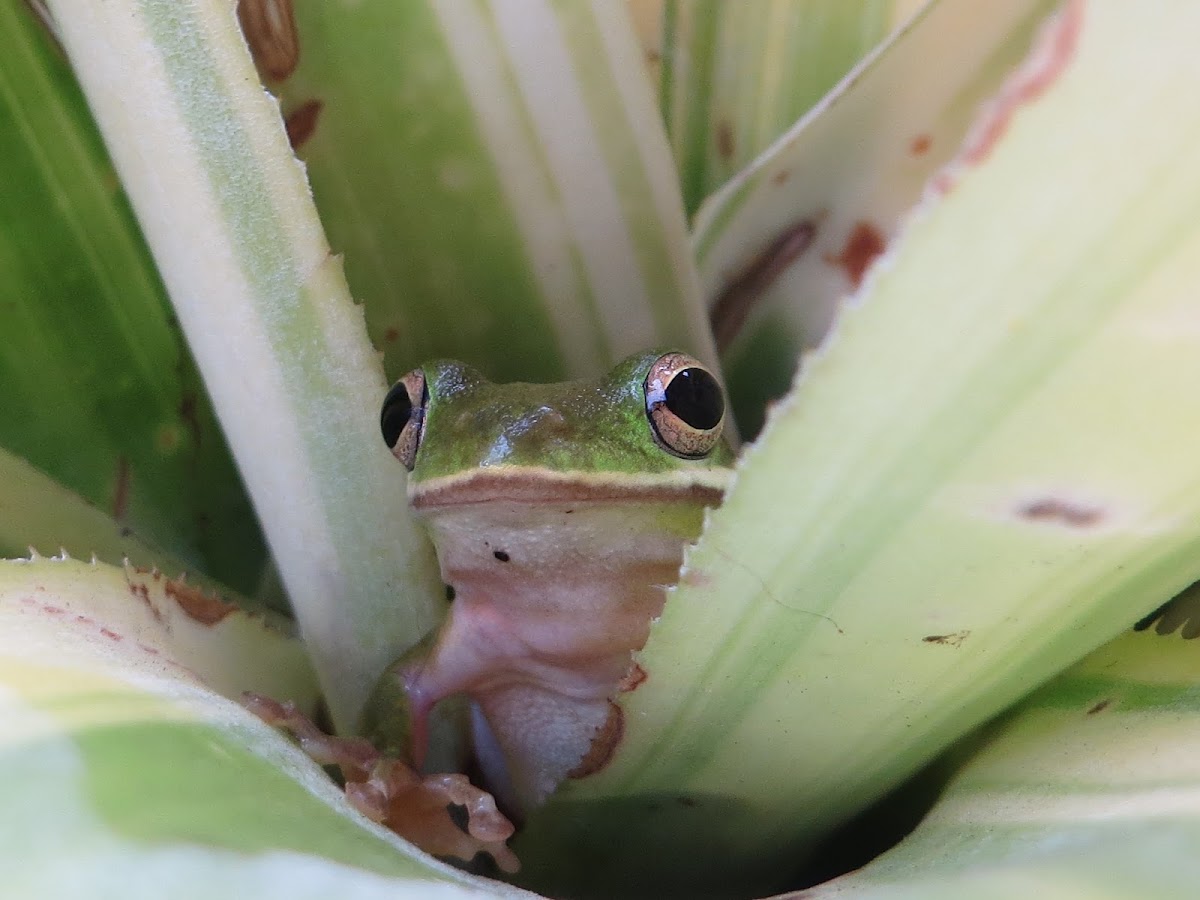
[445, 584, 456, 602]
[493, 550, 510, 563]
[1087, 698, 1113, 715]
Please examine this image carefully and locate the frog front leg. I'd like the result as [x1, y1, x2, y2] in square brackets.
[365, 594, 624, 814]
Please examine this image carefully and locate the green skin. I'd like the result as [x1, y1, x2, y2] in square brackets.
[410, 350, 735, 481]
[384, 350, 733, 815]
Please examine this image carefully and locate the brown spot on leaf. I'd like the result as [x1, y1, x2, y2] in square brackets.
[285, 99, 322, 150]
[383, 326, 400, 344]
[165, 579, 236, 626]
[618, 663, 647, 693]
[1087, 698, 1112, 715]
[910, 134, 932, 156]
[126, 576, 163, 623]
[238, 0, 300, 81]
[568, 702, 624, 778]
[709, 218, 819, 351]
[771, 169, 791, 185]
[715, 120, 735, 161]
[1020, 497, 1103, 528]
[923, 630, 970, 648]
[823, 221, 886, 289]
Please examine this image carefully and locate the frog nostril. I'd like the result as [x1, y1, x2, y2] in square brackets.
[493, 550, 510, 563]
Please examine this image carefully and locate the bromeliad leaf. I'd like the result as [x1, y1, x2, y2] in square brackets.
[0, 0, 268, 596]
[804, 608, 1200, 899]
[39, 0, 446, 732]
[695, 0, 1061, 435]
[519, 3, 1200, 894]
[661, 0, 909, 218]
[271, 0, 717, 382]
[0, 556, 524, 896]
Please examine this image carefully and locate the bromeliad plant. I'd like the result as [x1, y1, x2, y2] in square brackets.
[5, 0, 1200, 897]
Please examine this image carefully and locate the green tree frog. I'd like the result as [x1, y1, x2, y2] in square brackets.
[375, 350, 734, 815]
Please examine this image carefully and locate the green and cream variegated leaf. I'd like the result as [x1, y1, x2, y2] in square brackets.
[800, 613, 1200, 900]
[0, 556, 525, 899]
[0, 0, 267, 596]
[15, 0, 1200, 897]
[275, 0, 716, 383]
[0, 447, 234, 600]
[662, 0, 918, 217]
[39, 0, 446, 732]
[696, 0, 1061, 435]
[519, 3, 1200, 894]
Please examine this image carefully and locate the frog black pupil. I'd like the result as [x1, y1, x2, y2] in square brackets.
[380, 383, 414, 447]
[664, 367, 723, 430]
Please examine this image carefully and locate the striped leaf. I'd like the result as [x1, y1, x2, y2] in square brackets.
[520, 3, 1200, 894]
[694, 0, 1061, 435]
[0, 0, 268, 596]
[274, 0, 716, 382]
[0, 556, 518, 898]
[805, 614, 1200, 898]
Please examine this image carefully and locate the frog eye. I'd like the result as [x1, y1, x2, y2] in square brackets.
[380, 368, 428, 471]
[644, 352, 726, 458]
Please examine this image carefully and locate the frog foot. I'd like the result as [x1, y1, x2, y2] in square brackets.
[243, 693, 519, 873]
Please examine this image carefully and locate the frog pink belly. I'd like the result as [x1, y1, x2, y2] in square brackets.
[403, 496, 709, 813]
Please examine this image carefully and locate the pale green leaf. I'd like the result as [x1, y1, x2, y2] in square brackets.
[39, 0, 444, 731]
[800, 611, 1200, 899]
[0, 0, 267, 595]
[0, 556, 524, 899]
[0, 447, 240, 601]
[276, 0, 716, 382]
[695, 0, 1059, 435]
[663, 0, 914, 216]
[520, 3, 1200, 894]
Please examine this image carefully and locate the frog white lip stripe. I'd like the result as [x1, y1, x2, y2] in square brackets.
[409, 466, 729, 509]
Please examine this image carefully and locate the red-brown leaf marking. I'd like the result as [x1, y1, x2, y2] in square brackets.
[932, 0, 1084, 193]
[823, 221, 886, 289]
[166, 579, 236, 626]
[285, 99, 323, 150]
[709, 218, 820, 351]
[715, 120, 735, 161]
[1019, 497, 1103, 528]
